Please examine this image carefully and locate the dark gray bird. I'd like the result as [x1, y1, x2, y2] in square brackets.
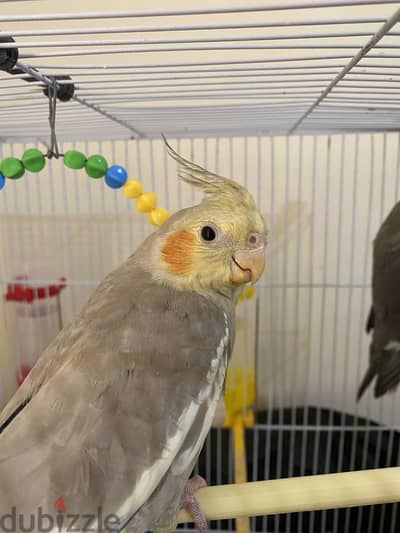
[357, 201, 400, 400]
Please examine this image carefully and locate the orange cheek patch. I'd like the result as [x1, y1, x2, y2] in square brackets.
[161, 230, 195, 274]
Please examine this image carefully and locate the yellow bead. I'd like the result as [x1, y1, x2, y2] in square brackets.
[122, 178, 142, 199]
[245, 286, 255, 299]
[136, 192, 156, 213]
[148, 207, 170, 226]
[238, 285, 256, 304]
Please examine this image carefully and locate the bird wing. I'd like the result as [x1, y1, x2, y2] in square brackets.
[358, 202, 400, 400]
[372, 202, 400, 319]
[0, 264, 232, 525]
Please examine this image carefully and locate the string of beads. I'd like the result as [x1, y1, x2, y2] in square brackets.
[0, 148, 256, 301]
[0, 148, 170, 226]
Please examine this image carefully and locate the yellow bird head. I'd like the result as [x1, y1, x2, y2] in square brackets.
[143, 139, 267, 298]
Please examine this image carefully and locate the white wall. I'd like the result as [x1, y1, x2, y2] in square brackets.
[0, 133, 399, 427]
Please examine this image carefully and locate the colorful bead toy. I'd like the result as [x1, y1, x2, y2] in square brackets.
[0, 157, 25, 179]
[122, 178, 142, 199]
[0, 148, 170, 226]
[105, 165, 128, 189]
[148, 207, 170, 226]
[136, 192, 157, 213]
[63, 150, 86, 170]
[85, 154, 108, 179]
[21, 148, 46, 173]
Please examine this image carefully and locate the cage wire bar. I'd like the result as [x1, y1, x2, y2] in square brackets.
[1, 1, 400, 139]
[2, 2, 400, 533]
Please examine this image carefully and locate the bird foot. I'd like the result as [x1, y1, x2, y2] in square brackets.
[180, 475, 208, 533]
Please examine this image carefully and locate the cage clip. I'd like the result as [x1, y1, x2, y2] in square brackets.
[43, 75, 75, 102]
[0, 36, 18, 72]
[0, 34, 74, 102]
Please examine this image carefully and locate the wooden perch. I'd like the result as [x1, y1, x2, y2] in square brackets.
[177, 467, 400, 523]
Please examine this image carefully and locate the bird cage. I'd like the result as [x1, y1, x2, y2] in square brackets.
[1, 1, 400, 532]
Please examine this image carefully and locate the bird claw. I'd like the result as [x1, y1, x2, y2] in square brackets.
[180, 475, 208, 533]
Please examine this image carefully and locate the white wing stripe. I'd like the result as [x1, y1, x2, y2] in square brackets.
[116, 400, 200, 520]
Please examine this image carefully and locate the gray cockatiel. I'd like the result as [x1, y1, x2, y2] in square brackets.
[358, 201, 400, 400]
[0, 140, 266, 533]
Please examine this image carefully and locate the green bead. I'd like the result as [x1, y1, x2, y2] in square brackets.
[21, 148, 46, 173]
[85, 154, 108, 179]
[64, 150, 87, 170]
[0, 157, 25, 179]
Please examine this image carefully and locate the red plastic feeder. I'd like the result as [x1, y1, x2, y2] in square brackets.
[5, 276, 66, 387]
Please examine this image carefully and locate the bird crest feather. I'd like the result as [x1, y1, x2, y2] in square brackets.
[163, 135, 255, 208]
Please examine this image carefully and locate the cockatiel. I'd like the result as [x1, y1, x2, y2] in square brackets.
[0, 140, 266, 533]
[358, 201, 400, 400]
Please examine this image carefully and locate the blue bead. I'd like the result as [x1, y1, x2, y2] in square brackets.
[105, 165, 128, 189]
[0, 172, 5, 191]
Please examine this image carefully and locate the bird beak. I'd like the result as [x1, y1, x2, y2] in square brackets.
[231, 244, 266, 285]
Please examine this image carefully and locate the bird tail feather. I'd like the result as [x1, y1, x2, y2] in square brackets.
[357, 343, 400, 400]
[356, 366, 376, 401]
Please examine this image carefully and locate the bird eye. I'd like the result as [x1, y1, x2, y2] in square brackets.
[201, 225, 217, 242]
